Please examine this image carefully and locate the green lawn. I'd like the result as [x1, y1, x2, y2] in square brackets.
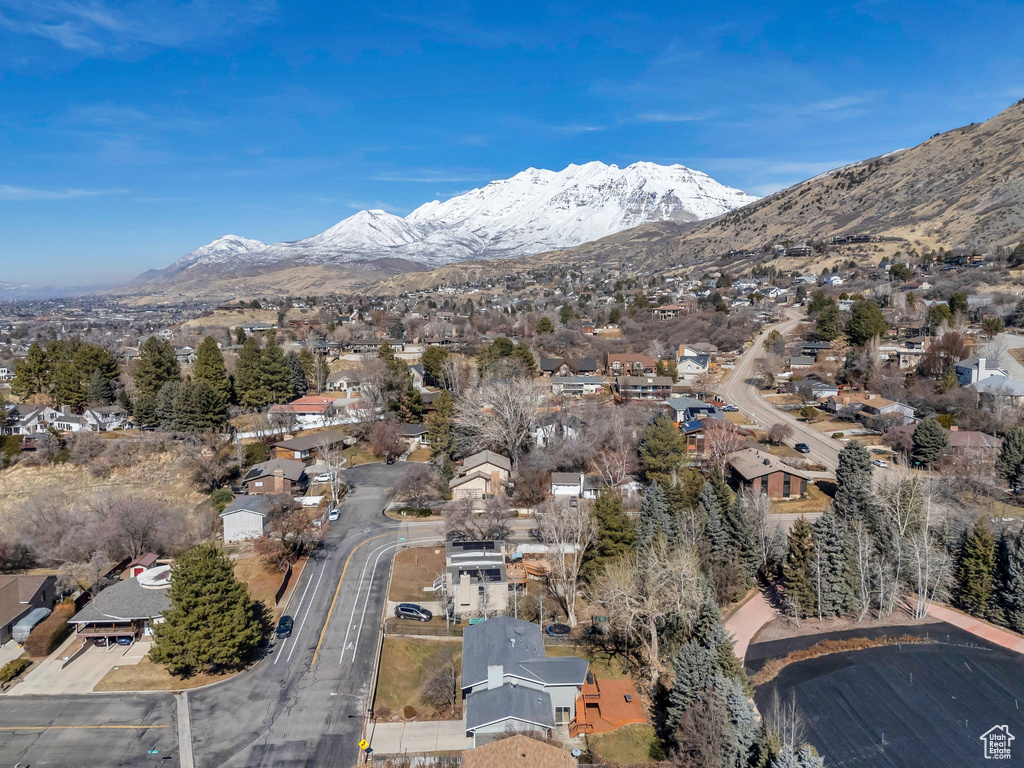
[588, 723, 664, 765]
[374, 637, 461, 720]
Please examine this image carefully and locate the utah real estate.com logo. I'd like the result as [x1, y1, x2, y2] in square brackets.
[980, 725, 1014, 760]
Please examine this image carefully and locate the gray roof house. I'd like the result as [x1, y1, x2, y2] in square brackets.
[220, 495, 276, 543]
[68, 568, 172, 642]
[461, 616, 588, 746]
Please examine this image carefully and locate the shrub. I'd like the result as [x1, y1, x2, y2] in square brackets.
[832, 432, 844, 439]
[23, 604, 74, 658]
[395, 506, 433, 518]
[210, 487, 235, 513]
[243, 442, 270, 467]
[0, 657, 31, 684]
[402, 705, 417, 719]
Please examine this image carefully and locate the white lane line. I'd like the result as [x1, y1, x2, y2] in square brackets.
[273, 559, 319, 665]
[349, 537, 437, 664]
[338, 537, 437, 664]
[286, 556, 331, 664]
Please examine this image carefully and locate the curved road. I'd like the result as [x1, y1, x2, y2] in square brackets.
[717, 310, 841, 474]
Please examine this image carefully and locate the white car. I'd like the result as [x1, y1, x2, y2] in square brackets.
[313, 472, 334, 483]
[872, 459, 888, 468]
[328, 508, 340, 521]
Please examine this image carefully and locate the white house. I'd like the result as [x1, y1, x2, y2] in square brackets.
[954, 357, 1009, 387]
[0, 367, 13, 382]
[1, 404, 62, 435]
[220, 496, 275, 543]
[325, 372, 361, 395]
[821, 275, 843, 286]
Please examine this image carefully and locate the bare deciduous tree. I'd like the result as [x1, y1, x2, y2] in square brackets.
[742, 490, 784, 574]
[537, 499, 596, 627]
[768, 422, 793, 445]
[703, 419, 745, 472]
[453, 377, 547, 468]
[443, 495, 513, 540]
[391, 462, 439, 510]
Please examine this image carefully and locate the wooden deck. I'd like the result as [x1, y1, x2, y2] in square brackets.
[569, 673, 647, 737]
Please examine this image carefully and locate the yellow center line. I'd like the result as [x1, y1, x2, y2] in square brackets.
[0, 724, 171, 731]
[310, 532, 392, 667]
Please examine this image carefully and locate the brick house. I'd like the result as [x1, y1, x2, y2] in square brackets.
[727, 449, 809, 499]
[607, 353, 658, 377]
[242, 459, 307, 495]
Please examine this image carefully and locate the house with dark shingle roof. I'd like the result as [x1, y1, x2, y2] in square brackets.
[0, 575, 56, 645]
[461, 617, 588, 746]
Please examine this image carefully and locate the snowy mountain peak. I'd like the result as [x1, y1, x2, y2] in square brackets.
[157, 160, 757, 276]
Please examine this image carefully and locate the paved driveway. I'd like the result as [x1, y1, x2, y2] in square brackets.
[9, 637, 150, 696]
[367, 719, 471, 753]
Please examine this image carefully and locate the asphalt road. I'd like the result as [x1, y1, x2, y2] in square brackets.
[717, 310, 842, 474]
[0, 462, 429, 768]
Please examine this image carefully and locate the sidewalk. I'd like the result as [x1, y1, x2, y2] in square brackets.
[367, 719, 471, 753]
[724, 590, 777, 664]
[8, 637, 150, 696]
[927, 603, 1024, 653]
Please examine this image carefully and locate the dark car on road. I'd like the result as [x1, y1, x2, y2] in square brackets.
[795, 443, 811, 453]
[395, 603, 432, 622]
[276, 615, 294, 639]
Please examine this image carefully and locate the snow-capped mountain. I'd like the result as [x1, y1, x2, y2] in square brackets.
[150, 161, 757, 279]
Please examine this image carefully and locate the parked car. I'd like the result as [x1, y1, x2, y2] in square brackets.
[872, 459, 889, 468]
[116, 636, 133, 646]
[276, 615, 294, 639]
[723, 404, 739, 412]
[795, 443, 811, 454]
[328, 507, 340, 521]
[545, 623, 571, 636]
[395, 603, 432, 622]
[313, 472, 334, 483]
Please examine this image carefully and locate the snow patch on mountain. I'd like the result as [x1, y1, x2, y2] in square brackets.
[158, 161, 757, 276]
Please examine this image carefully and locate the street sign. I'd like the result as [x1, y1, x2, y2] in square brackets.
[147, 750, 160, 755]
[358, 739, 369, 751]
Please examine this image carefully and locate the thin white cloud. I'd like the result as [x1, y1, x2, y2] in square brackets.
[632, 111, 715, 124]
[0, 183, 126, 201]
[795, 94, 878, 116]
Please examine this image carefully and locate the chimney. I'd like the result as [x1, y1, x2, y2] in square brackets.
[487, 665, 503, 690]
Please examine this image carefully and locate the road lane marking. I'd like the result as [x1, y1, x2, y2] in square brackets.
[345, 537, 437, 664]
[0, 725, 171, 731]
[310, 532, 392, 667]
[285, 555, 331, 664]
[274, 555, 319, 665]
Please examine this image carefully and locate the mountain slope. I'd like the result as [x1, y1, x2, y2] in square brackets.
[122, 161, 756, 297]
[374, 99, 1024, 293]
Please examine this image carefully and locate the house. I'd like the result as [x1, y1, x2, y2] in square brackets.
[971, 376, 1024, 407]
[462, 617, 588, 745]
[268, 395, 341, 427]
[548, 376, 604, 397]
[727, 449, 809, 500]
[450, 451, 512, 498]
[399, 422, 428, 448]
[409, 364, 426, 388]
[549, 472, 598, 499]
[821, 275, 843, 286]
[535, 414, 580, 447]
[325, 371, 361, 395]
[540, 358, 600, 377]
[1, 404, 62, 435]
[242, 459, 307, 495]
[271, 428, 349, 463]
[955, 357, 1009, 387]
[888, 423, 1001, 462]
[348, 338, 405, 355]
[84, 404, 129, 431]
[0, 367, 13, 382]
[220, 495, 276, 543]
[607, 353, 658, 377]
[616, 375, 673, 401]
[653, 304, 687, 320]
[67, 565, 172, 643]
[0, 575, 56, 646]
[676, 353, 711, 384]
[446, 540, 509, 616]
[461, 734, 577, 768]
[663, 396, 723, 423]
[124, 553, 159, 578]
[174, 346, 196, 365]
[800, 341, 833, 358]
[789, 355, 816, 370]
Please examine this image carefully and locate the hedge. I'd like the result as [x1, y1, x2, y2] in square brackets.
[0, 657, 31, 684]
[24, 603, 74, 658]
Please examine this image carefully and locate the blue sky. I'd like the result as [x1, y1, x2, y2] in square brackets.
[1, 1, 1022, 287]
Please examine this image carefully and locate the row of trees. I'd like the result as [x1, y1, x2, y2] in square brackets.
[10, 339, 120, 410]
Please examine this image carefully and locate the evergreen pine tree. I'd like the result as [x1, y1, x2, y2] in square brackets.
[833, 442, 875, 521]
[87, 367, 115, 405]
[772, 746, 825, 768]
[133, 391, 158, 428]
[234, 336, 264, 408]
[425, 392, 455, 460]
[172, 378, 200, 432]
[580, 492, 635, 583]
[259, 334, 292, 404]
[996, 426, 1024, 486]
[150, 544, 268, 676]
[190, 378, 226, 432]
[312, 353, 330, 394]
[134, 336, 181, 398]
[845, 299, 887, 345]
[156, 380, 182, 430]
[912, 419, 949, 468]
[719, 671, 759, 767]
[285, 352, 308, 399]
[783, 517, 816, 617]
[193, 337, 233, 405]
[709, 466, 733, 515]
[51, 361, 86, 411]
[811, 507, 853, 618]
[638, 412, 686, 485]
[10, 342, 50, 398]
[636, 483, 672, 551]
[957, 520, 995, 615]
[235, 326, 247, 344]
[1000, 533, 1024, 632]
[666, 640, 714, 731]
[723, 494, 759, 580]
